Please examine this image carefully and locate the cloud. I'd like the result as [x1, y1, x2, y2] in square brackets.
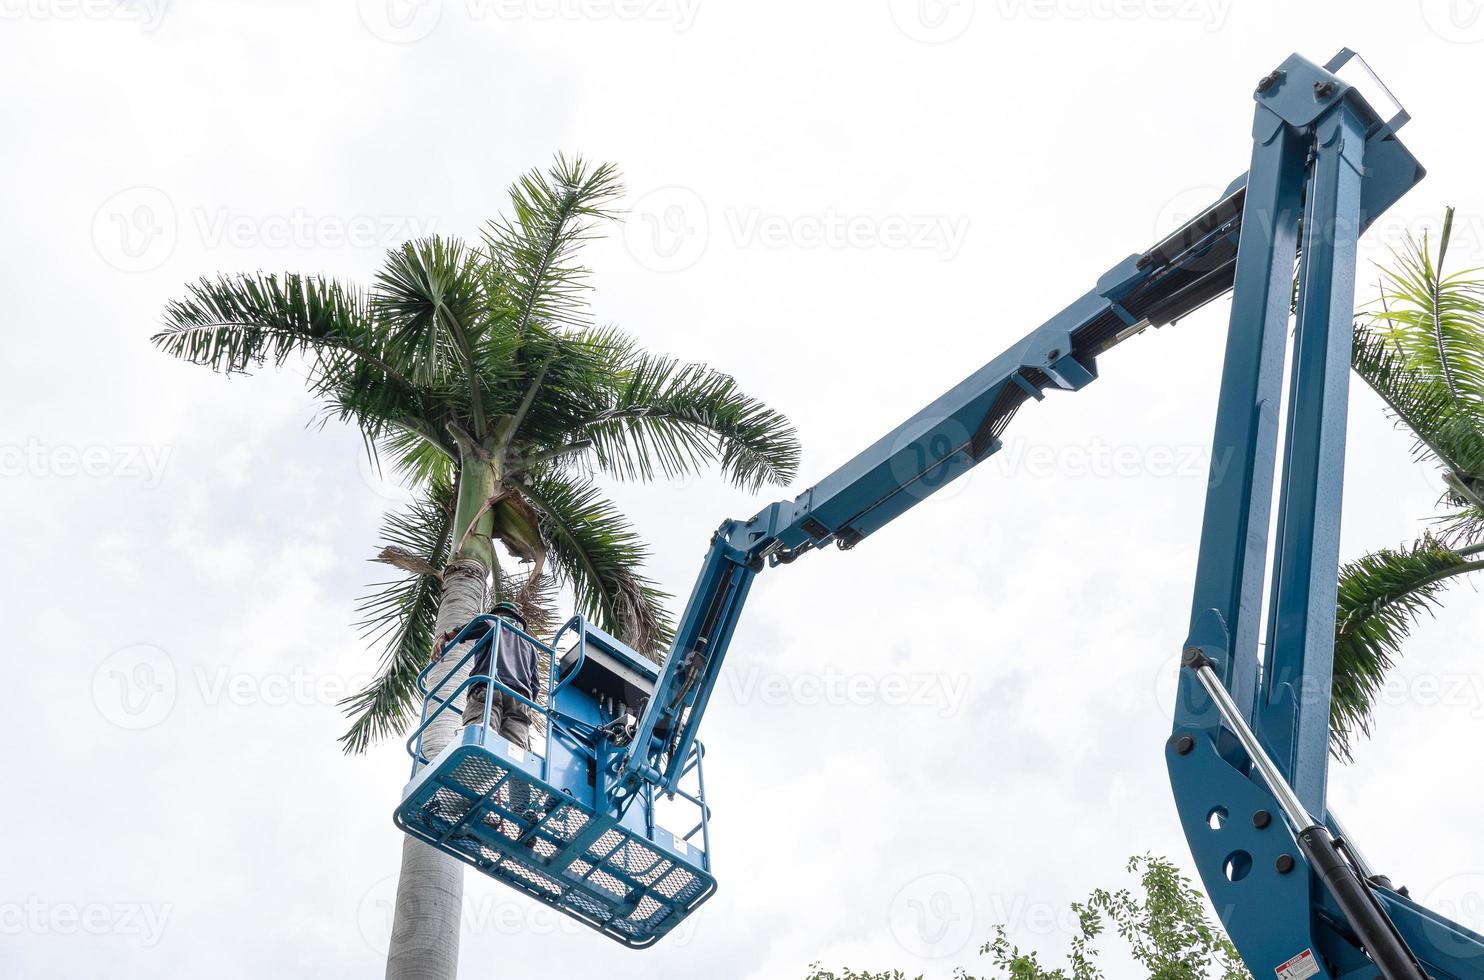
[3, 8, 1482, 978]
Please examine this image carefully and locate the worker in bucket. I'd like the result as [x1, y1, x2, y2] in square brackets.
[433, 600, 542, 749]
[434, 600, 544, 836]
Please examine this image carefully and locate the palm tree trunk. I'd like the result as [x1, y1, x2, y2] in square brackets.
[386, 456, 497, 980]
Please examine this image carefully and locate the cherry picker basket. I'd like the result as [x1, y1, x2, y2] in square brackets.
[394, 615, 716, 948]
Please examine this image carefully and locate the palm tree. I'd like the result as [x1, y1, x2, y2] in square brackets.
[151, 155, 800, 980]
[1335, 207, 1484, 760]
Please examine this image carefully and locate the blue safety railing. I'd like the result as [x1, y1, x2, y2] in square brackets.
[395, 612, 717, 947]
[405, 614, 560, 776]
[402, 613, 713, 847]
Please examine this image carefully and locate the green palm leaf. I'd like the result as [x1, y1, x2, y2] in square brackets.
[1354, 209, 1484, 532]
[373, 237, 487, 393]
[1370, 210, 1484, 410]
[1335, 209, 1484, 757]
[373, 425, 458, 488]
[1331, 536, 1482, 761]
[1432, 503, 1484, 544]
[1353, 322, 1484, 482]
[337, 481, 455, 753]
[577, 345, 801, 492]
[519, 471, 674, 657]
[156, 154, 801, 754]
[152, 272, 396, 387]
[484, 154, 623, 334]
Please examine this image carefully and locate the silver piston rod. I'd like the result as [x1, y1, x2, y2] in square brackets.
[1180, 649, 1428, 980]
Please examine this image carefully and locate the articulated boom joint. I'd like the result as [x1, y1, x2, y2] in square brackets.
[596, 48, 1452, 976]
[1169, 49, 1443, 980]
[392, 47, 1453, 962]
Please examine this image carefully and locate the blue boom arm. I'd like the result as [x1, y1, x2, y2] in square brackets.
[618, 186, 1251, 796]
[619, 51, 1422, 801]
[616, 49, 1474, 979]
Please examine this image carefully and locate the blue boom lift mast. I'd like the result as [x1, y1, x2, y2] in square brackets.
[397, 50, 1479, 976]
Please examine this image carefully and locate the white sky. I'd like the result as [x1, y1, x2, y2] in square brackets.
[5, 1, 1484, 977]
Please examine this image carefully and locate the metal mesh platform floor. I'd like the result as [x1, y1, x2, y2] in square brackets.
[394, 739, 716, 948]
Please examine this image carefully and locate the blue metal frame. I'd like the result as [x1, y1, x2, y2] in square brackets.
[396, 615, 716, 948]
[615, 53, 1429, 803]
[1169, 53, 1469, 978]
[628, 49, 1456, 973]
[391, 49, 1475, 970]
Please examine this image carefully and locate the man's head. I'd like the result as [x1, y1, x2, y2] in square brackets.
[491, 600, 527, 627]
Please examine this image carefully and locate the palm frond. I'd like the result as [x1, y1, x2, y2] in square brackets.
[489, 489, 545, 566]
[1355, 208, 1484, 545]
[1331, 535, 1481, 762]
[156, 154, 806, 759]
[484, 154, 623, 334]
[575, 346, 801, 491]
[518, 473, 673, 658]
[1432, 503, 1484, 545]
[338, 481, 455, 753]
[1352, 321, 1484, 494]
[316, 357, 454, 455]
[373, 236, 489, 434]
[504, 326, 801, 491]
[1367, 209, 1484, 413]
[496, 326, 626, 450]
[372, 425, 458, 488]
[153, 272, 392, 387]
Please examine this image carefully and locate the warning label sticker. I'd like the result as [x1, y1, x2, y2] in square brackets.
[1275, 949, 1319, 979]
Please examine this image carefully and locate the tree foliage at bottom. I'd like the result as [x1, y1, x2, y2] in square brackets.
[805, 855, 1250, 980]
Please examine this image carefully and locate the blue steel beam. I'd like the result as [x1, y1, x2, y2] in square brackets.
[1170, 53, 1448, 979]
[620, 58, 1426, 796]
[1176, 110, 1307, 740]
[619, 250, 1183, 793]
[616, 53, 1456, 979]
[1259, 100, 1367, 821]
[1170, 63, 1333, 977]
[621, 75, 1423, 797]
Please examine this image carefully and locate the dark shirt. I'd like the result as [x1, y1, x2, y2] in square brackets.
[465, 617, 541, 702]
